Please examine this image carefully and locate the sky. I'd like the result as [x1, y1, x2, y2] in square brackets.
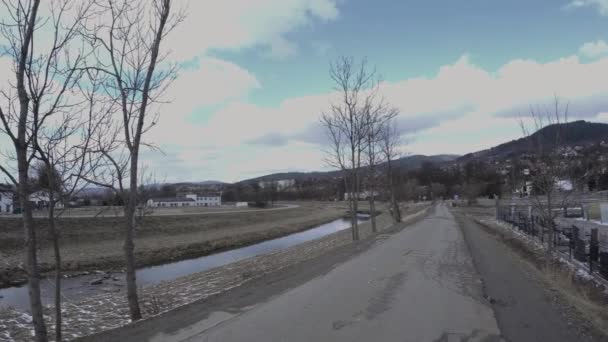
[3, 0, 608, 183]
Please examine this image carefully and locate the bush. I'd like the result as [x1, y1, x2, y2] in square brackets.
[248, 201, 268, 208]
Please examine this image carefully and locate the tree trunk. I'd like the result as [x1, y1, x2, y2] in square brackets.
[368, 195, 377, 232]
[124, 151, 142, 321]
[48, 193, 62, 342]
[18, 160, 48, 341]
[344, 175, 356, 241]
[386, 159, 401, 223]
[368, 166, 377, 232]
[350, 144, 359, 241]
[546, 192, 554, 256]
[13, 1, 46, 339]
[353, 169, 360, 241]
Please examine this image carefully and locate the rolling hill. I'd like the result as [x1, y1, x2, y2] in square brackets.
[457, 120, 608, 162]
[239, 154, 460, 183]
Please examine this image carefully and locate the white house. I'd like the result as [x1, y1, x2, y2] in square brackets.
[0, 185, 13, 214]
[29, 190, 64, 209]
[147, 192, 222, 208]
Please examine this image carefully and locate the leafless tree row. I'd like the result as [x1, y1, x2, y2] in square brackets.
[321, 57, 403, 240]
[0, 1, 182, 340]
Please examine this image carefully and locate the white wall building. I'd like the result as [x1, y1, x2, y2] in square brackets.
[186, 193, 222, 207]
[344, 191, 379, 201]
[147, 193, 222, 208]
[147, 197, 196, 207]
[0, 186, 13, 214]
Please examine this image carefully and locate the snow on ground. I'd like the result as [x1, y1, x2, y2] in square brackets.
[575, 217, 608, 226]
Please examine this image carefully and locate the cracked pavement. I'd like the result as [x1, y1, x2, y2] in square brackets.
[159, 203, 502, 342]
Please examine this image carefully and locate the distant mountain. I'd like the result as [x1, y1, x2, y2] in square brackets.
[239, 154, 460, 183]
[458, 120, 608, 162]
[391, 154, 459, 170]
[240, 171, 340, 183]
[197, 180, 228, 185]
[77, 187, 108, 197]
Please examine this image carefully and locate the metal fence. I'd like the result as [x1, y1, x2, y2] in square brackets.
[496, 204, 608, 281]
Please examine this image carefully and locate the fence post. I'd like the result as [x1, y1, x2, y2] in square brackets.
[590, 228, 599, 275]
[569, 225, 574, 260]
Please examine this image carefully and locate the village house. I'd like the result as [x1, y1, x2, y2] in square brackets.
[0, 185, 14, 214]
[258, 179, 296, 191]
[29, 190, 65, 209]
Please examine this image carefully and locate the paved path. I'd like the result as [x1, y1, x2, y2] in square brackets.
[457, 214, 600, 342]
[154, 204, 502, 342]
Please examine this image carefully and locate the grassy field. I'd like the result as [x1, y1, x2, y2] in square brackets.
[0, 201, 352, 286]
[28, 204, 264, 217]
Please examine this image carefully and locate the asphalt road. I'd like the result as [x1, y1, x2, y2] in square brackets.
[85, 203, 601, 342]
[152, 203, 502, 342]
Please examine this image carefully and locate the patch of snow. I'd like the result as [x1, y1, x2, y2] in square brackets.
[492, 217, 608, 290]
[575, 268, 594, 281]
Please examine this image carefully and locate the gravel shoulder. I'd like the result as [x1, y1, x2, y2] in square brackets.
[453, 209, 606, 342]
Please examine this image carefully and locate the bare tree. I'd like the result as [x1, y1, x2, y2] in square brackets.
[362, 101, 397, 232]
[80, 0, 183, 321]
[321, 57, 380, 241]
[518, 96, 576, 257]
[32, 70, 107, 340]
[0, 1, 94, 339]
[0, 1, 45, 338]
[379, 117, 403, 223]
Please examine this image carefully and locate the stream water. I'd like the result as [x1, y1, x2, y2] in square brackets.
[0, 215, 368, 311]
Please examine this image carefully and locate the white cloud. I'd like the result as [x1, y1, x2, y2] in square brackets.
[148, 57, 260, 146]
[140, 51, 608, 182]
[579, 40, 608, 58]
[171, 57, 259, 112]
[264, 36, 298, 59]
[564, 0, 608, 15]
[0, 2, 344, 182]
[169, 0, 340, 60]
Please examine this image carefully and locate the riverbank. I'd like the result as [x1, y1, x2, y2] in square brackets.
[0, 203, 431, 341]
[0, 202, 347, 288]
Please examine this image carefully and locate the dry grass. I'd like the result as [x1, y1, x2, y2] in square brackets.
[587, 203, 602, 221]
[539, 264, 608, 335]
[0, 202, 352, 285]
